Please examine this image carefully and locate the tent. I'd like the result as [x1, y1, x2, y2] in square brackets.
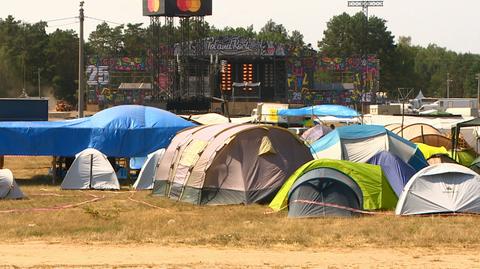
[389, 123, 452, 149]
[390, 123, 452, 149]
[0, 105, 195, 157]
[278, 105, 359, 118]
[396, 163, 480, 215]
[416, 143, 473, 166]
[301, 125, 332, 144]
[153, 124, 313, 205]
[181, 113, 252, 125]
[61, 148, 120, 190]
[310, 125, 428, 171]
[367, 151, 417, 197]
[0, 169, 25, 199]
[269, 159, 398, 214]
[133, 148, 165, 190]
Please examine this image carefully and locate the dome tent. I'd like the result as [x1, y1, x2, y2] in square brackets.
[310, 125, 428, 172]
[0, 169, 25, 199]
[269, 159, 397, 217]
[367, 151, 417, 197]
[133, 148, 165, 190]
[396, 163, 480, 215]
[61, 148, 120, 190]
[153, 124, 313, 205]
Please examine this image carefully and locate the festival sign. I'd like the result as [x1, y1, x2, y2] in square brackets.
[174, 36, 286, 57]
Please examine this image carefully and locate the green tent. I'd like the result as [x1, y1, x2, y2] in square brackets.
[269, 159, 398, 212]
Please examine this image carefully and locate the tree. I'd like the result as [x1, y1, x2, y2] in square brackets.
[123, 23, 148, 56]
[318, 12, 396, 94]
[46, 29, 78, 103]
[87, 22, 124, 56]
[258, 19, 289, 44]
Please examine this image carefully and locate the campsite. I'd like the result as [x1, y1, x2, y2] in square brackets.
[2, 103, 480, 267]
[3, 0, 480, 267]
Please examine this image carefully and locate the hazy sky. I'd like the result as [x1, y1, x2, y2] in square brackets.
[1, 0, 479, 53]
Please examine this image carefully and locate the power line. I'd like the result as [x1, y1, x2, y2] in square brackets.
[46, 21, 79, 28]
[85, 16, 123, 26]
[43, 16, 78, 23]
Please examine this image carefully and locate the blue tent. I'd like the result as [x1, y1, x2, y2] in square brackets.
[0, 105, 195, 157]
[367, 151, 417, 197]
[277, 105, 359, 118]
[310, 125, 428, 171]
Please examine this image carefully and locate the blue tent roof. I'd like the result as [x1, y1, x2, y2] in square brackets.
[310, 125, 428, 171]
[277, 105, 359, 118]
[367, 151, 417, 197]
[0, 105, 195, 157]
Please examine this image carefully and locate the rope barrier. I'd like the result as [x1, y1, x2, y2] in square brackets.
[289, 199, 394, 216]
[0, 193, 104, 214]
[127, 192, 170, 212]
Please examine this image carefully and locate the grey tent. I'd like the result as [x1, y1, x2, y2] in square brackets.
[133, 148, 165, 190]
[61, 148, 120, 190]
[396, 163, 480, 215]
[153, 123, 313, 205]
[0, 169, 25, 199]
[287, 168, 363, 217]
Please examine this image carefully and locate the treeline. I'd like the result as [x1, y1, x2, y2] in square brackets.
[0, 13, 479, 104]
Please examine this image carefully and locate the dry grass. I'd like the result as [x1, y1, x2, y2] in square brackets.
[1, 156, 480, 249]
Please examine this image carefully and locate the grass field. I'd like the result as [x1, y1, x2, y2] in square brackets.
[2, 156, 480, 250]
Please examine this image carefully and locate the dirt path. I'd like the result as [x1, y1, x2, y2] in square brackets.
[1, 242, 479, 268]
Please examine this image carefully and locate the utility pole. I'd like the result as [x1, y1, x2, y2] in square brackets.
[78, 1, 85, 118]
[446, 72, 452, 99]
[38, 68, 41, 98]
[347, 1, 383, 118]
[476, 73, 480, 110]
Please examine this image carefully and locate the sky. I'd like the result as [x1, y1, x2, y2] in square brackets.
[1, 0, 479, 54]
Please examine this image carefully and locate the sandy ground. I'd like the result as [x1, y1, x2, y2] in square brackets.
[1, 242, 479, 268]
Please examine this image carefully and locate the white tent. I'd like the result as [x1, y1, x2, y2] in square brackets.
[0, 169, 25, 199]
[133, 148, 165, 190]
[61, 148, 120, 190]
[396, 163, 480, 215]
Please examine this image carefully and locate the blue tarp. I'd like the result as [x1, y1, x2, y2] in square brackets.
[367, 151, 417, 197]
[277, 105, 359, 118]
[0, 105, 195, 157]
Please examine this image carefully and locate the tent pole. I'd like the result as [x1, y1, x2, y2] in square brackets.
[89, 154, 93, 189]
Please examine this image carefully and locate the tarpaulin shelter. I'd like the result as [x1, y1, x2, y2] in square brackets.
[278, 105, 359, 118]
[396, 163, 480, 215]
[0, 169, 25, 199]
[153, 124, 313, 205]
[0, 105, 195, 157]
[301, 125, 332, 144]
[133, 148, 165, 190]
[269, 159, 397, 215]
[452, 118, 480, 159]
[310, 125, 428, 171]
[367, 151, 416, 197]
[61, 148, 120, 190]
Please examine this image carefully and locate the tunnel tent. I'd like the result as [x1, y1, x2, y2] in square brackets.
[61, 148, 120, 190]
[0, 169, 25, 199]
[367, 151, 417, 197]
[396, 163, 480, 215]
[153, 123, 313, 205]
[269, 159, 397, 213]
[133, 148, 166, 190]
[310, 125, 428, 172]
